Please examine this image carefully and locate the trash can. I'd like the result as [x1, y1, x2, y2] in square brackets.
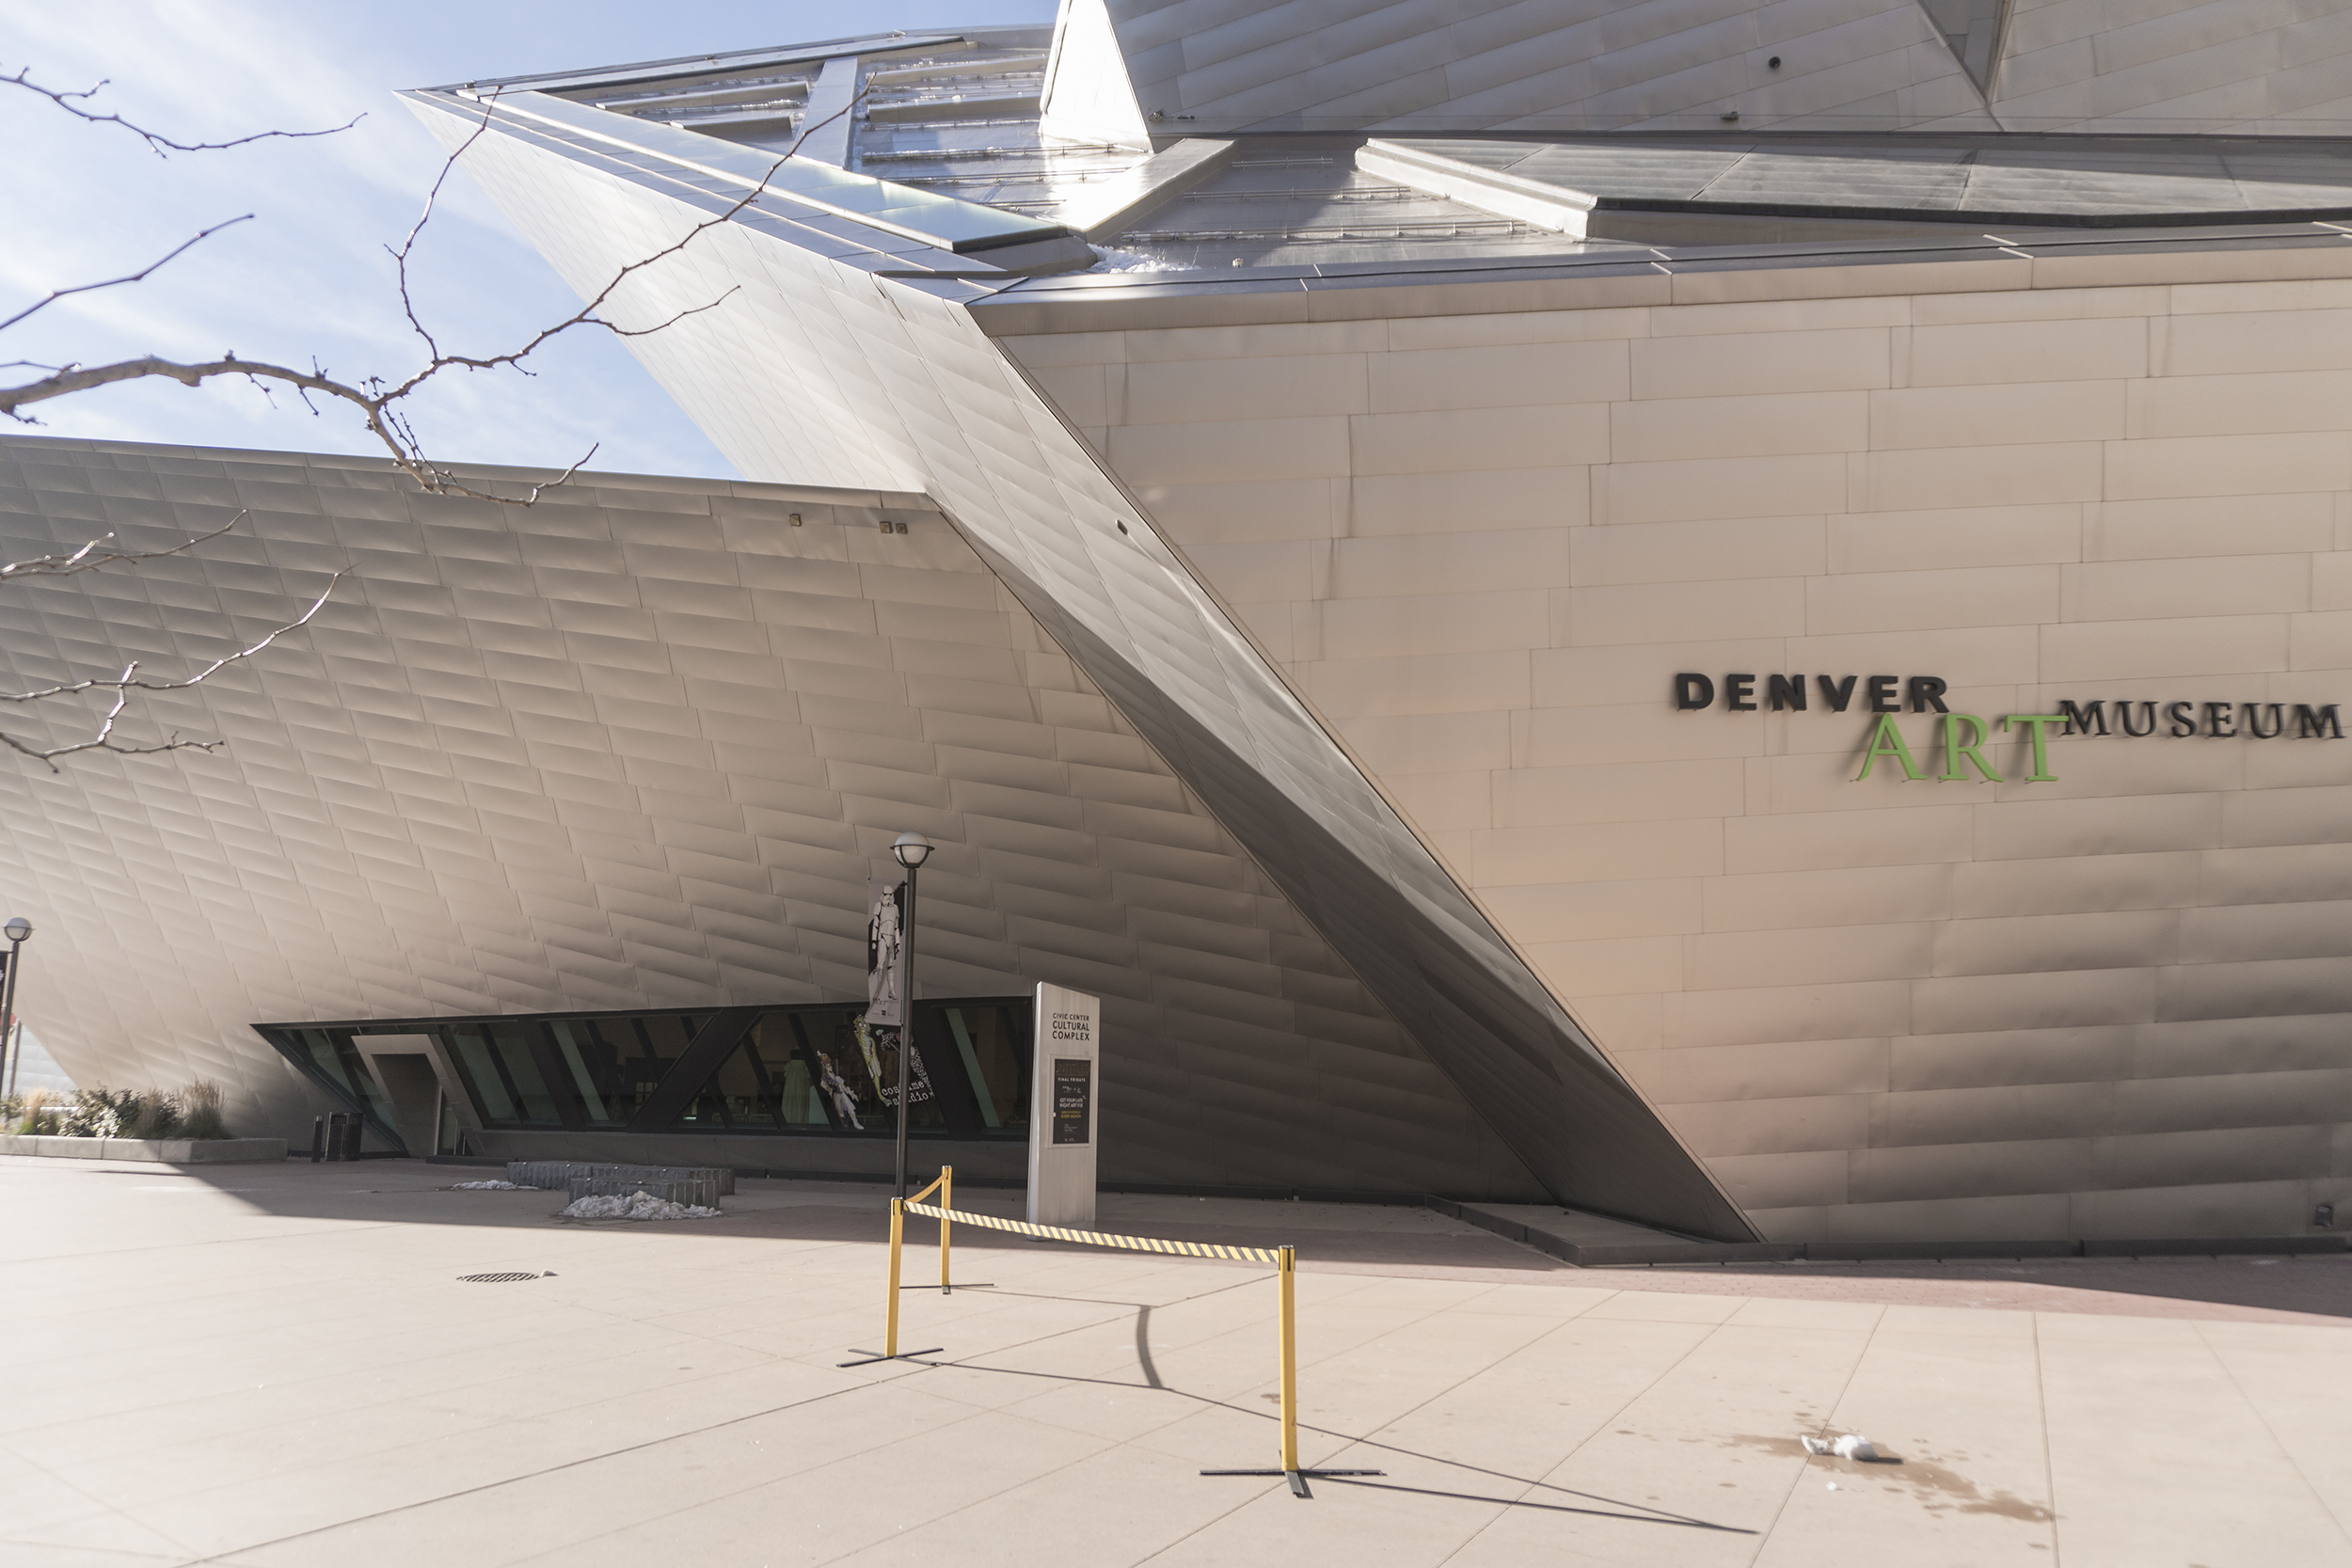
[313, 1111, 363, 1162]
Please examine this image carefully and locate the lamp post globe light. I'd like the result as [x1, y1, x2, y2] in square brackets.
[0, 917, 29, 1101]
[887, 833, 930, 1198]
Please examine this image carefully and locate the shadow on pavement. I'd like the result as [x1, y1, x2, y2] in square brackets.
[24, 1156, 1568, 1275]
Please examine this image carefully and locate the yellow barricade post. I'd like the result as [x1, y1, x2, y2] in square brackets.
[940, 1165, 952, 1294]
[845, 1170, 952, 1368]
[1277, 1244, 1298, 1475]
[853, 1189, 1377, 1498]
[883, 1197, 902, 1357]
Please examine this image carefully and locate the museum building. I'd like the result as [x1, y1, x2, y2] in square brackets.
[6, 0, 2352, 1244]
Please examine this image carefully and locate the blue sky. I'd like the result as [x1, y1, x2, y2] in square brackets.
[1, 2, 1056, 481]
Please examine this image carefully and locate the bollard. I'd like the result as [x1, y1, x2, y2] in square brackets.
[1277, 1244, 1298, 1474]
[884, 1196, 903, 1359]
[310, 1115, 326, 1163]
[939, 1165, 953, 1294]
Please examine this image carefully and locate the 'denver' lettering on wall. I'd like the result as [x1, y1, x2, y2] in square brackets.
[1672, 673, 2344, 785]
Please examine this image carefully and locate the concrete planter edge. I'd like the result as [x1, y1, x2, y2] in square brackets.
[0, 1134, 288, 1163]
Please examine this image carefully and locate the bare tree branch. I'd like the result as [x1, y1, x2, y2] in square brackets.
[0, 512, 244, 582]
[0, 65, 869, 768]
[0, 215, 253, 336]
[1, 567, 345, 769]
[385, 95, 507, 365]
[4, 65, 360, 156]
[1, 87, 866, 504]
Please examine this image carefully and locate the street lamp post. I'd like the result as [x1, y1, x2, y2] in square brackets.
[0, 917, 30, 1102]
[889, 832, 931, 1201]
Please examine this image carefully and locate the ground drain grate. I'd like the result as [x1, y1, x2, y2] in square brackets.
[457, 1272, 545, 1283]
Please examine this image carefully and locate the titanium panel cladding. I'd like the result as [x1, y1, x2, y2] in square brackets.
[0, 437, 1539, 1199]
[405, 86, 1752, 1238]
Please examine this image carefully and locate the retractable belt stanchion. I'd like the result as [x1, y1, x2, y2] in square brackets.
[843, 1168, 953, 1368]
[846, 1168, 1378, 1497]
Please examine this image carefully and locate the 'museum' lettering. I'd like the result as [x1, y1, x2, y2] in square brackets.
[2053, 700, 2342, 740]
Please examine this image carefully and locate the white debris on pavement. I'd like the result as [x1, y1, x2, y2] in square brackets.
[1804, 1433, 1883, 1461]
[560, 1190, 722, 1221]
[453, 1180, 522, 1190]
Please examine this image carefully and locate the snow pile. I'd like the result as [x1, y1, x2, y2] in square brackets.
[560, 1189, 722, 1221]
[1802, 1433, 1883, 1461]
[1087, 245, 1193, 274]
[453, 1180, 523, 1191]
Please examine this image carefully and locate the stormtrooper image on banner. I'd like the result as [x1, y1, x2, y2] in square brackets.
[866, 879, 904, 1027]
[861, 879, 931, 1107]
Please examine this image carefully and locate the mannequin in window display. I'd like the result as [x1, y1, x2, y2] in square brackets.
[817, 1052, 863, 1130]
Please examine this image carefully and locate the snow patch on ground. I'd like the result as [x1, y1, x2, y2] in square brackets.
[453, 1180, 522, 1190]
[560, 1190, 722, 1221]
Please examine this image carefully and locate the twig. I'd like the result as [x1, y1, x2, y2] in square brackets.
[1, 84, 866, 504]
[0, 216, 252, 336]
[3, 65, 360, 156]
[0, 513, 244, 582]
[1, 569, 345, 769]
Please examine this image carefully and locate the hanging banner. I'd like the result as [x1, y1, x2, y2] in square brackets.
[861, 878, 930, 1107]
[853, 1017, 932, 1108]
[865, 879, 905, 1027]
[1027, 983, 1101, 1227]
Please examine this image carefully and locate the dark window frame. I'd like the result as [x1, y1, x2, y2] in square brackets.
[252, 1025, 412, 1154]
[252, 996, 1033, 1142]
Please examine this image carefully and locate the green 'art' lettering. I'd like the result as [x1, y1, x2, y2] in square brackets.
[1855, 714, 1923, 781]
[1939, 713, 2003, 782]
[2004, 714, 2064, 781]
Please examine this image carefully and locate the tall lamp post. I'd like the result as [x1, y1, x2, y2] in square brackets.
[889, 832, 931, 1200]
[0, 917, 30, 1101]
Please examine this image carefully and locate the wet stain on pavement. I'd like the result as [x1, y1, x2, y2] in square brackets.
[1728, 1434, 2054, 1523]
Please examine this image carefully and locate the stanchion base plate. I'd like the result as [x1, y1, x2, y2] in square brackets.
[836, 1347, 944, 1368]
[1200, 1467, 1383, 1499]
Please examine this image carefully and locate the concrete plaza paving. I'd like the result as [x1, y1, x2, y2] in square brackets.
[3, 1155, 2349, 1567]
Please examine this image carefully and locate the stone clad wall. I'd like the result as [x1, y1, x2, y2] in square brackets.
[1001, 261, 2352, 1241]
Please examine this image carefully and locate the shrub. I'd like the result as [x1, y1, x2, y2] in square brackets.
[124, 1089, 182, 1140]
[60, 1086, 134, 1139]
[24, 1082, 231, 1140]
[14, 1088, 59, 1135]
[180, 1079, 230, 1140]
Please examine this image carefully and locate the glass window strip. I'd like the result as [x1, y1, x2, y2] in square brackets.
[945, 1006, 999, 1127]
[253, 998, 1031, 1139]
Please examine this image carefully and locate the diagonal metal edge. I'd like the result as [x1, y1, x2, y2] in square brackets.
[963, 351, 1759, 1243]
[421, 99, 1756, 1239]
[954, 526, 1754, 1242]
